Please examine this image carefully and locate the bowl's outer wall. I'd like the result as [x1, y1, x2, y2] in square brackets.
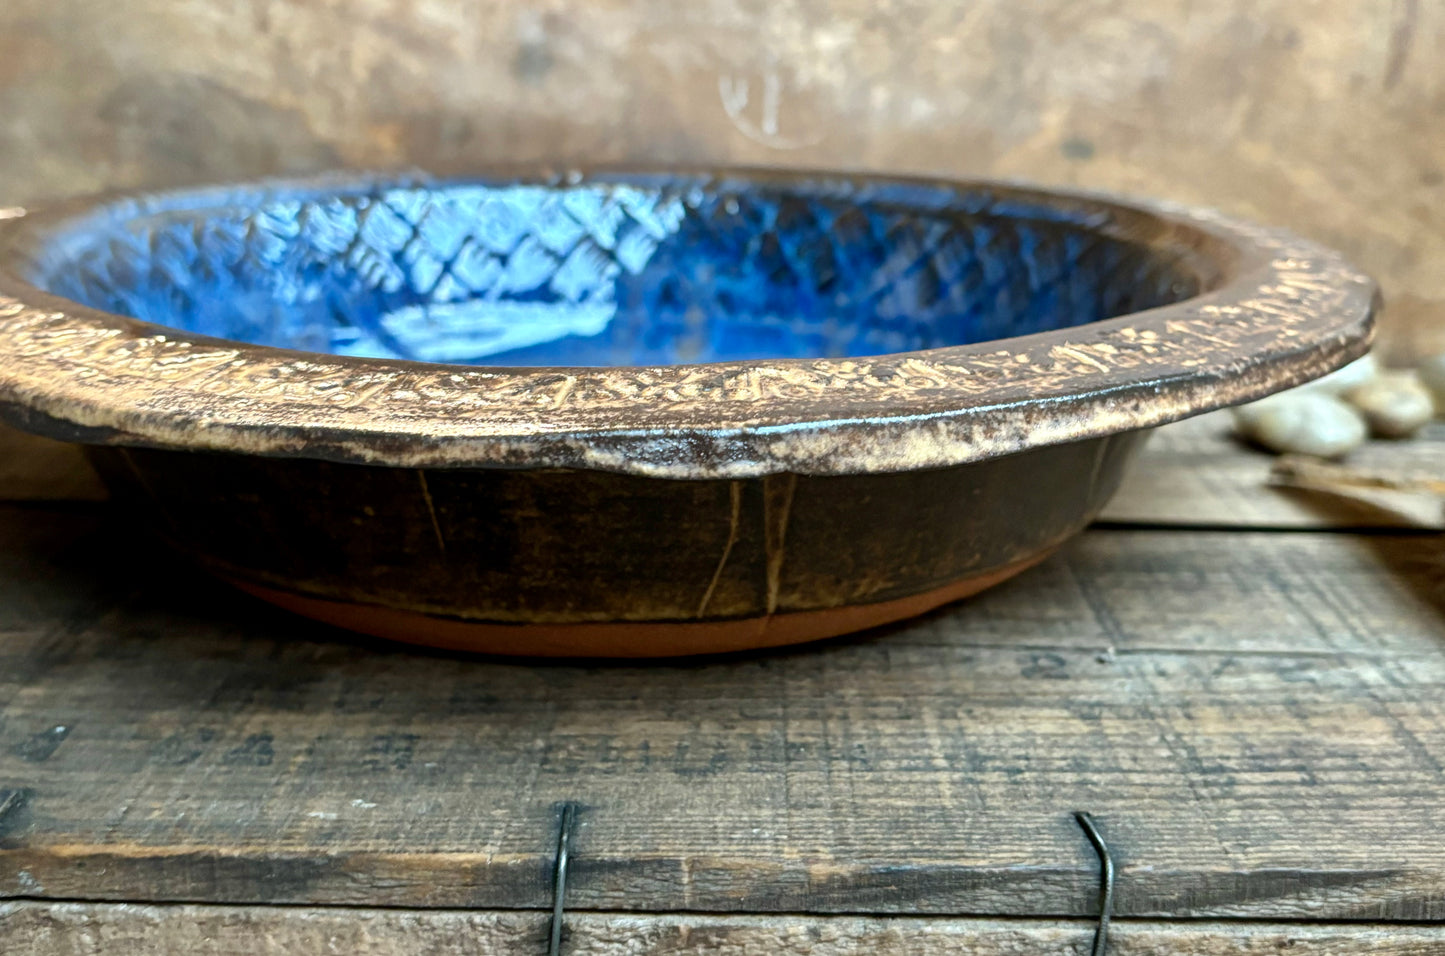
[88, 434, 1141, 647]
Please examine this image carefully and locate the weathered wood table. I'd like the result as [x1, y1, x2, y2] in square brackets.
[3, 413, 1445, 953]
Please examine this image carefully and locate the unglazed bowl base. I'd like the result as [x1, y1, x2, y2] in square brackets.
[223, 549, 1055, 658]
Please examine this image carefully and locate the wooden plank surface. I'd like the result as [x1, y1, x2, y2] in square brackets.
[6, 903, 1445, 956]
[3, 3, 1444, 947]
[2, 505, 1444, 920]
[3, 1, 1445, 365]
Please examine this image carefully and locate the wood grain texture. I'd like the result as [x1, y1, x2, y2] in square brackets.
[3, 506, 1445, 919]
[5, 903, 1445, 956]
[0, 0, 1440, 362]
[4, 0, 1441, 927]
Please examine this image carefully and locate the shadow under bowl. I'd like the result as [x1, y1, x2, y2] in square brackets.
[0, 168, 1376, 656]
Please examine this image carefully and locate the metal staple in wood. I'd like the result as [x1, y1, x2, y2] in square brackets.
[549, 803, 579, 956]
[1075, 811, 1115, 956]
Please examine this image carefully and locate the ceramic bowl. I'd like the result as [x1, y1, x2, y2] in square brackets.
[0, 170, 1375, 656]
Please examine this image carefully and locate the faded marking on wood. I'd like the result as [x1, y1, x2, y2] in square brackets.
[718, 65, 825, 150]
[1385, 0, 1420, 90]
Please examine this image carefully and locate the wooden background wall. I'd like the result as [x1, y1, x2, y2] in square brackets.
[1, 0, 1442, 486]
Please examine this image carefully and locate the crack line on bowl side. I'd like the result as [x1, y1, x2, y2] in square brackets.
[416, 470, 447, 555]
[763, 473, 798, 615]
[696, 480, 743, 618]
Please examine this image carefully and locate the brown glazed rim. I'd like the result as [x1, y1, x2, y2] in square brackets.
[0, 167, 1377, 479]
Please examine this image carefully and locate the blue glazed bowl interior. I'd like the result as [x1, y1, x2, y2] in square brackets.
[23, 178, 1205, 367]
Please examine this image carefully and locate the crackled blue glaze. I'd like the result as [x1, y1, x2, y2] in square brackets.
[25, 177, 1200, 367]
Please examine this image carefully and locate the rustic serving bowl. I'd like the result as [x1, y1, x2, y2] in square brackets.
[0, 170, 1374, 656]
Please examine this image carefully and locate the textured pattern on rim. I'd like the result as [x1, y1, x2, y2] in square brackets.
[0, 170, 1376, 478]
